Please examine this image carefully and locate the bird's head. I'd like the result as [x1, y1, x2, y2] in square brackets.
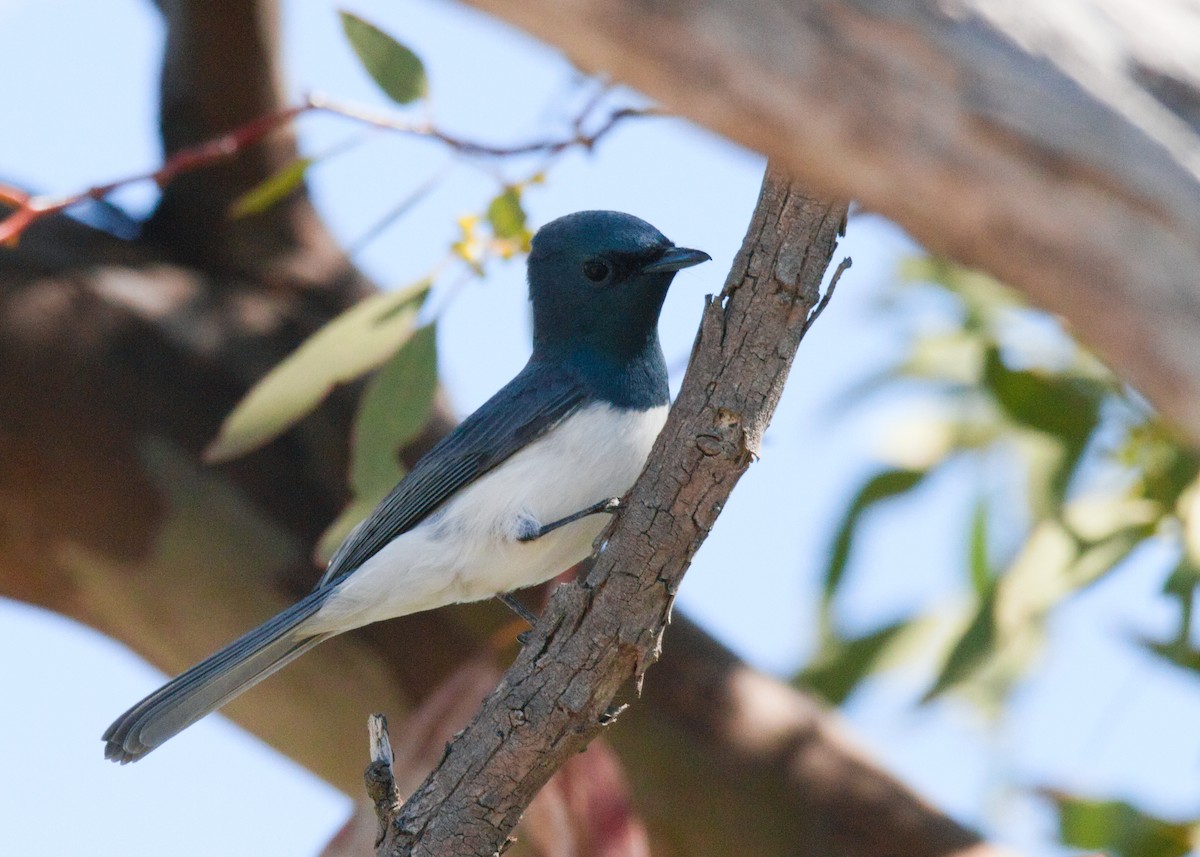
[526, 210, 710, 364]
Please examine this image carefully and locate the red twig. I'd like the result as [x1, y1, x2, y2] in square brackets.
[0, 93, 652, 246]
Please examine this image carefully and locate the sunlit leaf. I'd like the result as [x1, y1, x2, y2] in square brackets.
[1065, 493, 1162, 543]
[351, 322, 438, 495]
[1067, 524, 1154, 591]
[340, 11, 427, 105]
[799, 621, 910, 705]
[823, 469, 927, 604]
[487, 187, 527, 241]
[451, 214, 485, 273]
[875, 409, 962, 471]
[1049, 793, 1197, 857]
[902, 331, 984, 385]
[230, 158, 314, 218]
[205, 281, 430, 463]
[1180, 482, 1200, 565]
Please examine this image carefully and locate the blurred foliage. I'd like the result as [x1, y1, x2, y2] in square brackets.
[316, 321, 439, 563]
[339, 11, 428, 105]
[230, 157, 316, 218]
[800, 256, 1200, 851]
[205, 280, 431, 463]
[1049, 794, 1197, 857]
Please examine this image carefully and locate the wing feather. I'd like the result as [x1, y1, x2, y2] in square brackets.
[317, 361, 586, 587]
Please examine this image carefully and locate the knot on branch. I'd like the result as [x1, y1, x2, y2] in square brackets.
[696, 407, 754, 462]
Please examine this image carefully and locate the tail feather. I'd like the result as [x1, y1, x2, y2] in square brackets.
[103, 590, 331, 763]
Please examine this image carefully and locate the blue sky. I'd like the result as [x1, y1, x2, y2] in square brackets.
[2, 1, 1199, 855]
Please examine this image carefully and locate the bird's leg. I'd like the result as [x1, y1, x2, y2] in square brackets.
[496, 592, 540, 626]
[516, 497, 621, 543]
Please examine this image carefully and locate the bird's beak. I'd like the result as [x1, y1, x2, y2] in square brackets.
[641, 246, 712, 273]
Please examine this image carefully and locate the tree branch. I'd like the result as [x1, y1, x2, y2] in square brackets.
[453, 0, 1200, 443]
[0, 96, 650, 247]
[375, 170, 853, 855]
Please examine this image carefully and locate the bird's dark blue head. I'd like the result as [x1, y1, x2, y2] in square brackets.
[526, 211, 709, 373]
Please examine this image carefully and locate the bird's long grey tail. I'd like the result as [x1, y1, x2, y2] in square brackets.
[102, 589, 332, 763]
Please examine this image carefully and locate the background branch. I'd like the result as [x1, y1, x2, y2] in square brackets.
[0, 97, 649, 246]
[454, 0, 1200, 443]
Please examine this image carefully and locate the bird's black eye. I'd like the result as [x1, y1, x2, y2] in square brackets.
[582, 259, 610, 283]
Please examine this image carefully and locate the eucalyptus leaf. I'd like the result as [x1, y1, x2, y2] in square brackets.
[1051, 794, 1196, 857]
[799, 621, 910, 705]
[350, 322, 438, 495]
[1143, 637, 1200, 674]
[923, 585, 997, 702]
[230, 158, 314, 218]
[968, 495, 990, 596]
[205, 281, 430, 463]
[340, 11, 427, 105]
[487, 188, 527, 241]
[823, 469, 927, 604]
[983, 346, 1102, 450]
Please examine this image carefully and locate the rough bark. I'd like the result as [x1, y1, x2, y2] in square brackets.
[0, 1, 1025, 856]
[378, 173, 991, 857]
[453, 0, 1200, 444]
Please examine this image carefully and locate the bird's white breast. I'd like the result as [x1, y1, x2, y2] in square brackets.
[307, 402, 669, 633]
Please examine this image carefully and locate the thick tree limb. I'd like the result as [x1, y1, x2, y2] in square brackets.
[453, 0, 1200, 443]
[613, 616, 1003, 857]
[377, 173, 858, 855]
[147, 0, 353, 285]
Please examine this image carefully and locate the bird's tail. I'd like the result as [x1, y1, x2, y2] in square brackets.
[102, 589, 332, 763]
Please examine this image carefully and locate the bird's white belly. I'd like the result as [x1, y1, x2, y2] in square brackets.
[307, 402, 668, 633]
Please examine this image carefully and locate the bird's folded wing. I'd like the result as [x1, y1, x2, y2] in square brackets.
[316, 361, 587, 588]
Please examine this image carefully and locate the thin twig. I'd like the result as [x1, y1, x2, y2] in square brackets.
[802, 256, 852, 335]
[346, 162, 453, 256]
[0, 93, 654, 246]
[365, 714, 400, 847]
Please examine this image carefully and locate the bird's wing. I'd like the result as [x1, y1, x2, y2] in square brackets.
[317, 361, 588, 588]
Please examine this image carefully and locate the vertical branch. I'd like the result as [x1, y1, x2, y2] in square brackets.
[148, 0, 349, 285]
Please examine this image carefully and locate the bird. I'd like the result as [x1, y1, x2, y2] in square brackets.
[103, 210, 710, 763]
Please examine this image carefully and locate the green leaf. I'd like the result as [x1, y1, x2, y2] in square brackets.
[823, 469, 927, 604]
[230, 158, 314, 218]
[968, 494, 990, 595]
[340, 11, 427, 105]
[983, 346, 1102, 451]
[923, 585, 997, 701]
[487, 188, 526, 240]
[1050, 794, 1196, 857]
[799, 621, 910, 705]
[205, 281, 430, 463]
[1143, 638, 1200, 673]
[350, 322, 438, 495]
